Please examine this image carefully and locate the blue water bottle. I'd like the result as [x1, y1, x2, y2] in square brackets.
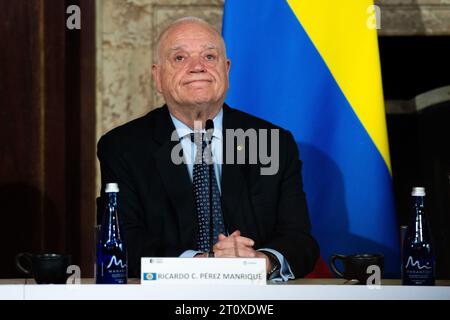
[402, 187, 435, 286]
[96, 183, 128, 284]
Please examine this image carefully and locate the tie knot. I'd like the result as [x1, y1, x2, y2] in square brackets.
[190, 132, 212, 151]
[190, 132, 204, 144]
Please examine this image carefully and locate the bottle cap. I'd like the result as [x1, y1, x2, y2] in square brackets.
[105, 183, 119, 193]
[411, 187, 425, 196]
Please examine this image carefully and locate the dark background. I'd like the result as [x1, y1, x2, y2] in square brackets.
[379, 36, 450, 278]
[0, 0, 95, 278]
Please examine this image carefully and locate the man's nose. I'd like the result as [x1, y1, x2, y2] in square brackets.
[189, 56, 206, 73]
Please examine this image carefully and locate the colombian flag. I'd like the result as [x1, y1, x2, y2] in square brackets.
[223, 1, 400, 276]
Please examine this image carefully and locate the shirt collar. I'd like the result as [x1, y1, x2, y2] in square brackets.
[169, 107, 223, 140]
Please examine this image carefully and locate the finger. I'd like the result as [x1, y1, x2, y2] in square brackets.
[215, 234, 254, 248]
[213, 241, 257, 256]
[215, 231, 239, 244]
[214, 247, 257, 258]
[233, 236, 238, 257]
[235, 247, 258, 258]
[218, 233, 227, 241]
[214, 251, 237, 258]
[214, 240, 246, 251]
[232, 235, 255, 247]
[229, 230, 241, 237]
[214, 238, 254, 250]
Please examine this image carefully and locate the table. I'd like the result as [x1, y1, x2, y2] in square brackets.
[1, 279, 449, 300]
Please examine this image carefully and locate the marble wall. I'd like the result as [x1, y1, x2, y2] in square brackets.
[376, 0, 450, 35]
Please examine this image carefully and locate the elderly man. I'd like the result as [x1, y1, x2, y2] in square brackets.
[97, 17, 319, 280]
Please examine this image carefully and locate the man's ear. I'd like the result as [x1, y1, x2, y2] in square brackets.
[151, 64, 163, 93]
[226, 59, 231, 74]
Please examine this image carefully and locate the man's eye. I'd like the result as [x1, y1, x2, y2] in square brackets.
[205, 54, 216, 61]
[175, 55, 185, 61]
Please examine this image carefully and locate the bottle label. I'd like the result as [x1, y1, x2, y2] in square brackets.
[107, 255, 127, 269]
[98, 255, 128, 284]
[403, 256, 434, 285]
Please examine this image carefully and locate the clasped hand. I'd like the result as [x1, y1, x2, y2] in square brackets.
[196, 230, 271, 273]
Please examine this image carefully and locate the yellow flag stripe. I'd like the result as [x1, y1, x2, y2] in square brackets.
[287, 0, 391, 173]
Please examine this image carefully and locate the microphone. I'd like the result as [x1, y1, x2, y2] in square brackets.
[205, 119, 215, 257]
[205, 119, 214, 143]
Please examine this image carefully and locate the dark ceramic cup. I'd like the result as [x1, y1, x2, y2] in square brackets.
[15, 253, 71, 284]
[330, 253, 384, 284]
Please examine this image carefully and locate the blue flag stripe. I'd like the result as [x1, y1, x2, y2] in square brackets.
[223, 0, 400, 276]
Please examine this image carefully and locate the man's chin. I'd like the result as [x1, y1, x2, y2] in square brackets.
[185, 96, 216, 107]
[188, 100, 214, 108]
[174, 93, 224, 108]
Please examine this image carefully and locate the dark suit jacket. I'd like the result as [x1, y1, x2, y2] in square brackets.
[97, 104, 319, 278]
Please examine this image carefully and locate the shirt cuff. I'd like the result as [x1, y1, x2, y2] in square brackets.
[179, 250, 203, 258]
[258, 248, 295, 282]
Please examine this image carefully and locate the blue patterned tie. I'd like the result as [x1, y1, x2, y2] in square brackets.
[191, 133, 225, 252]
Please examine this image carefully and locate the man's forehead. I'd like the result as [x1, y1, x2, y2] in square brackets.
[161, 23, 222, 46]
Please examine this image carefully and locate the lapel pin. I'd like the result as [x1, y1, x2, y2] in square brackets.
[237, 145, 243, 151]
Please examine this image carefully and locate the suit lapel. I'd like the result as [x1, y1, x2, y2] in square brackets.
[221, 104, 248, 235]
[152, 106, 197, 249]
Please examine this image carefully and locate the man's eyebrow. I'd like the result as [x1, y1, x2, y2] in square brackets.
[169, 45, 185, 51]
[204, 44, 219, 50]
[168, 44, 219, 51]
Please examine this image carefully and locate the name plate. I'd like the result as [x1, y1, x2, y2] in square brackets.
[141, 257, 266, 285]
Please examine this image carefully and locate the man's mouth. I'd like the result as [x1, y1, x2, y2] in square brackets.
[184, 79, 213, 85]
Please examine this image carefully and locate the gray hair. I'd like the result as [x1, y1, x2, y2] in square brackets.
[154, 16, 226, 64]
